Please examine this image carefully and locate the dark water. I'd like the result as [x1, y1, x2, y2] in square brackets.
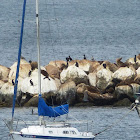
[1, 107, 140, 140]
[0, 0, 140, 67]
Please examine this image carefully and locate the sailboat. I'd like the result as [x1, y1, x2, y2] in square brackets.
[7, 0, 95, 139]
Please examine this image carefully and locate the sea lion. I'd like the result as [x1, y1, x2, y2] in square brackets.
[116, 57, 127, 67]
[29, 60, 38, 70]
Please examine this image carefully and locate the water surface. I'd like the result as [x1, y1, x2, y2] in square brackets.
[0, 0, 140, 67]
[1, 107, 140, 140]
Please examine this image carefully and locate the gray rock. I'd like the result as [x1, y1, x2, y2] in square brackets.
[56, 81, 76, 105]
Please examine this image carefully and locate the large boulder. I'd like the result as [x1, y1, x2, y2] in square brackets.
[76, 83, 115, 105]
[125, 56, 140, 68]
[0, 82, 14, 95]
[87, 92, 115, 105]
[102, 61, 118, 72]
[89, 61, 100, 73]
[10, 58, 29, 69]
[88, 73, 97, 87]
[115, 85, 134, 101]
[89, 60, 117, 74]
[96, 68, 113, 91]
[9, 63, 31, 82]
[56, 81, 76, 105]
[0, 80, 5, 89]
[0, 82, 21, 106]
[112, 66, 136, 81]
[21, 69, 58, 95]
[49, 60, 67, 71]
[76, 83, 100, 103]
[60, 65, 88, 85]
[54, 78, 61, 90]
[17, 92, 33, 106]
[130, 83, 140, 94]
[136, 67, 140, 76]
[88, 61, 117, 88]
[69, 59, 92, 73]
[113, 98, 132, 106]
[0, 65, 10, 80]
[45, 64, 60, 79]
[24, 95, 38, 107]
[134, 75, 140, 84]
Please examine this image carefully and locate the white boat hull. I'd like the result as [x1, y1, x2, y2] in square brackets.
[12, 134, 94, 140]
[11, 125, 95, 140]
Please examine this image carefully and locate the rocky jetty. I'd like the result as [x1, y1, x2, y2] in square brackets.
[1, 55, 140, 107]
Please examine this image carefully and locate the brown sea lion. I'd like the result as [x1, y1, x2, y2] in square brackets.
[116, 57, 127, 67]
[29, 61, 38, 70]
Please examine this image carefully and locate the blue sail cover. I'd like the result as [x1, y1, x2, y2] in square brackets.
[38, 96, 69, 117]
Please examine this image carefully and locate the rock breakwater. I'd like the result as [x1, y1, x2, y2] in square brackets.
[1, 55, 140, 107]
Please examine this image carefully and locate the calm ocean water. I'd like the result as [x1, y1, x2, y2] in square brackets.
[0, 0, 140, 139]
[0, 0, 140, 67]
[1, 107, 140, 140]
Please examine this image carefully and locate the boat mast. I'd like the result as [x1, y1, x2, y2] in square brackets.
[36, 0, 41, 95]
[12, 0, 27, 119]
[36, 0, 45, 125]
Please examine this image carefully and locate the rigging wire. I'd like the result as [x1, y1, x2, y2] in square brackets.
[61, 105, 80, 123]
[94, 105, 136, 136]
